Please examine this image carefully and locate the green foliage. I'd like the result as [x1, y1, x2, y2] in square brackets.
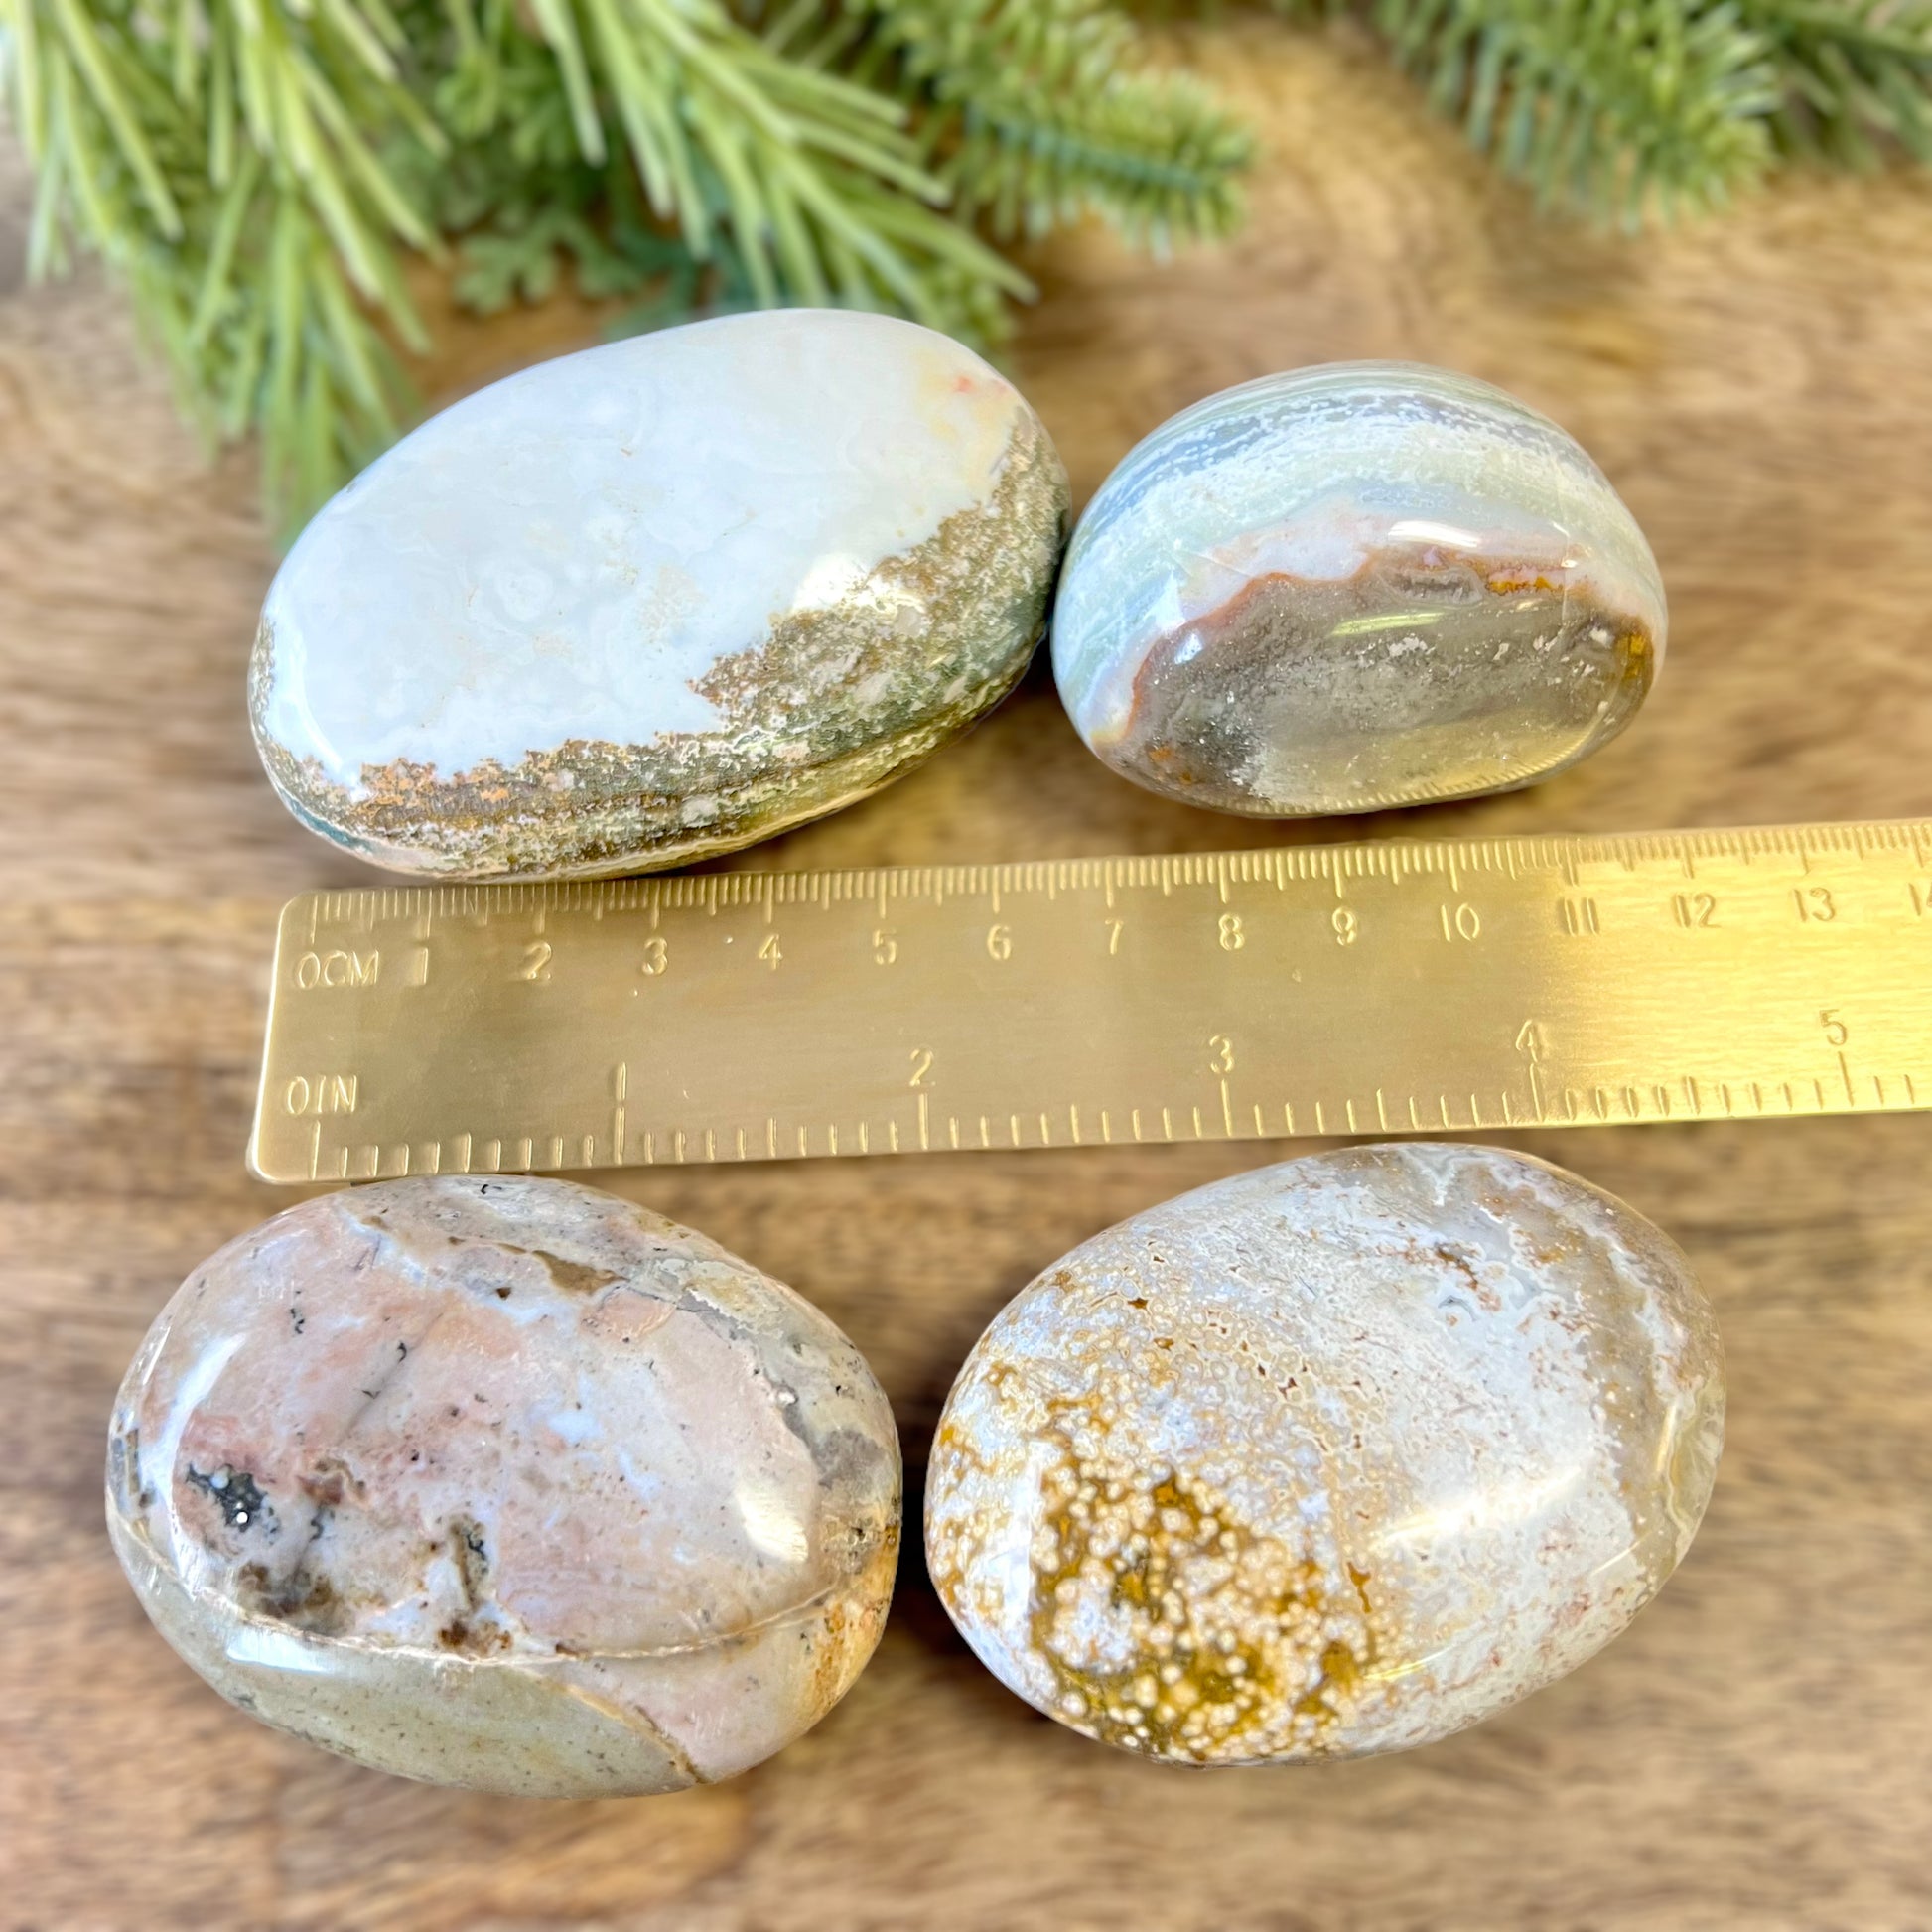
[9, 0, 1932, 536]
[1737, 0, 1932, 165]
[1367, 1, 1780, 224]
[1292, 1, 1932, 224]
[834, 0, 1254, 247]
[0, 0, 1251, 534]
[7, 0, 439, 514]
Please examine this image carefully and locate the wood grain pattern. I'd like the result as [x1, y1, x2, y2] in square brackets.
[3, 21, 1931, 1928]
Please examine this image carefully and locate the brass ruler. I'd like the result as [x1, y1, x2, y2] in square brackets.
[249, 820, 1932, 1184]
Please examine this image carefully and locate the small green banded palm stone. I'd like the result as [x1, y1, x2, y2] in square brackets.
[1050, 362, 1666, 817]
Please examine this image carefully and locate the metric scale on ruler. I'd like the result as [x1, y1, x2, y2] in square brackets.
[249, 820, 1932, 1184]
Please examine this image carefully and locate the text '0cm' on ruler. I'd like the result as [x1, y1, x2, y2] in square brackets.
[248, 819, 1932, 1184]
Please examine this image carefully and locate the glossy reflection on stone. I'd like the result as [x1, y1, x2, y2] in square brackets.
[252, 310, 1069, 879]
[107, 1177, 900, 1796]
[926, 1144, 1723, 1764]
[1051, 362, 1666, 816]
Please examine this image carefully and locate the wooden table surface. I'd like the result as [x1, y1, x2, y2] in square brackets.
[4, 23, 1930, 1930]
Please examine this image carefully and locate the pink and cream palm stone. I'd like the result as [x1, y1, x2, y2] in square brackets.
[106, 1176, 900, 1796]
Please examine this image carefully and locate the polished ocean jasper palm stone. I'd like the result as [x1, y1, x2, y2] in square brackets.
[925, 1145, 1724, 1765]
[251, 310, 1069, 879]
[106, 1177, 900, 1797]
[1051, 362, 1667, 814]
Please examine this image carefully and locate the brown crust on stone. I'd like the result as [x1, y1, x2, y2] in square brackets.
[251, 412, 1069, 879]
[1101, 548, 1656, 816]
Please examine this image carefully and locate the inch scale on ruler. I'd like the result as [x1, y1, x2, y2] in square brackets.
[249, 819, 1932, 1184]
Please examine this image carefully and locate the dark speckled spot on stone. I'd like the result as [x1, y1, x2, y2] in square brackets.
[185, 1463, 271, 1533]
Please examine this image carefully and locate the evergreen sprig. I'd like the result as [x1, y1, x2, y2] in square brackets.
[837, 0, 1255, 247]
[9, 0, 1932, 536]
[0, 0, 1253, 533]
[1291, 1, 1932, 224]
[1369, 1, 1780, 224]
[9, 0, 441, 511]
[1738, 0, 1932, 164]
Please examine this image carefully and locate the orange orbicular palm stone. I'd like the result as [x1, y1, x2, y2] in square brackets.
[926, 1144, 1723, 1764]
